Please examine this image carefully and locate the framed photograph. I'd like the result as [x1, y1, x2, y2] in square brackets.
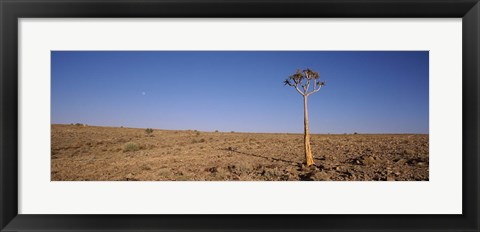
[1, 0, 479, 231]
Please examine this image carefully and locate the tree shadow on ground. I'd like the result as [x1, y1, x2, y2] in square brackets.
[218, 147, 302, 166]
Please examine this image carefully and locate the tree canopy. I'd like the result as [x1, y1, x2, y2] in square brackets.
[284, 68, 325, 96]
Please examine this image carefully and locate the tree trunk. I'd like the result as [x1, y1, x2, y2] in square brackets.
[303, 96, 315, 166]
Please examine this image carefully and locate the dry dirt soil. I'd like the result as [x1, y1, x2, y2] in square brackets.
[51, 124, 429, 181]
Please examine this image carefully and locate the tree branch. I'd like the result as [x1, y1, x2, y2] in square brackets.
[294, 83, 305, 96]
[299, 77, 306, 91]
[305, 77, 311, 93]
[307, 85, 322, 96]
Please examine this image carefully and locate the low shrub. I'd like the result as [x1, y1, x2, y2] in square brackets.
[123, 142, 140, 152]
[145, 128, 154, 134]
[191, 138, 206, 144]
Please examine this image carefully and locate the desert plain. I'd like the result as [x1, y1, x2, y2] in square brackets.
[51, 124, 429, 181]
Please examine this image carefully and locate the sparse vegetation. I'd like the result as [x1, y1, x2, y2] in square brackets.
[123, 142, 140, 152]
[145, 128, 154, 134]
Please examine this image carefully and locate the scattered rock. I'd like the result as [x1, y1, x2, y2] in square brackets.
[312, 171, 330, 181]
[206, 167, 218, 173]
[362, 156, 376, 165]
[125, 173, 138, 181]
[387, 176, 396, 181]
[298, 172, 315, 181]
[395, 159, 407, 165]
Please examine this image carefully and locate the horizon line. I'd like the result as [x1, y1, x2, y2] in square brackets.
[51, 123, 429, 135]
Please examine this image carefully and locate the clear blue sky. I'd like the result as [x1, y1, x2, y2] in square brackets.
[51, 51, 428, 134]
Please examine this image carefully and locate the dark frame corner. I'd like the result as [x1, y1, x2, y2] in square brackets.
[1, 0, 479, 231]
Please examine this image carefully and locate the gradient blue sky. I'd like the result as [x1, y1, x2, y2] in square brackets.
[51, 51, 429, 134]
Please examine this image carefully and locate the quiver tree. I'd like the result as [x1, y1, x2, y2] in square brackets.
[284, 68, 325, 166]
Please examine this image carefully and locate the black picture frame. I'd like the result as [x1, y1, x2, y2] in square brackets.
[1, 0, 479, 231]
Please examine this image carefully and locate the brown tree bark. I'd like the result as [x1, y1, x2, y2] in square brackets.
[303, 96, 315, 166]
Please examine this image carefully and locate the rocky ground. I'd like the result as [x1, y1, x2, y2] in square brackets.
[51, 124, 429, 181]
